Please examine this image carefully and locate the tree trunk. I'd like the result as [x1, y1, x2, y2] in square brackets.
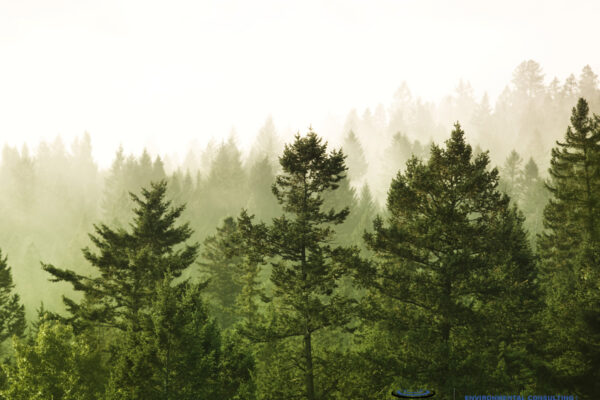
[304, 330, 316, 400]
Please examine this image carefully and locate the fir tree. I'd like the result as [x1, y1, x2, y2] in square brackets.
[538, 98, 600, 396]
[0, 250, 26, 346]
[247, 116, 282, 169]
[520, 158, 548, 242]
[512, 60, 545, 100]
[342, 130, 368, 182]
[197, 137, 248, 238]
[246, 156, 281, 222]
[199, 217, 244, 329]
[360, 124, 539, 395]
[42, 181, 199, 331]
[499, 149, 524, 203]
[352, 184, 378, 248]
[578, 65, 599, 108]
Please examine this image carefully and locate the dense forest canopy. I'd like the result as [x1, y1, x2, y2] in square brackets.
[0, 61, 598, 398]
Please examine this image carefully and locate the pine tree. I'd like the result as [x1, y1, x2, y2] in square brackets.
[499, 149, 524, 203]
[0, 250, 26, 346]
[342, 130, 368, 182]
[199, 217, 244, 329]
[538, 98, 600, 396]
[322, 175, 359, 246]
[246, 156, 281, 222]
[520, 158, 548, 242]
[388, 82, 412, 136]
[359, 124, 539, 395]
[453, 79, 477, 130]
[197, 137, 248, 238]
[380, 132, 420, 197]
[247, 116, 283, 169]
[471, 92, 494, 145]
[512, 60, 545, 102]
[352, 184, 378, 248]
[562, 74, 579, 107]
[240, 130, 359, 400]
[578, 65, 599, 108]
[199, 210, 269, 331]
[102, 146, 132, 226]
[42, 181, 199, 331]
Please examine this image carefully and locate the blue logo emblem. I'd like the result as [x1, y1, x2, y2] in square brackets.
[392, 389, 436, 398]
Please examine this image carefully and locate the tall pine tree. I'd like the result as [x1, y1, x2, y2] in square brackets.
[240, 130, 359, 400]
[359, 124, 539, 395]
[538, 98, 600, 396]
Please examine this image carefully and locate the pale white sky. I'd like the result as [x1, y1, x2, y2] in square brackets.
[1, 0, 599, 167]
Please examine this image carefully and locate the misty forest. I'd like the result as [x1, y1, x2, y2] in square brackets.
[1, 60, 600, 399]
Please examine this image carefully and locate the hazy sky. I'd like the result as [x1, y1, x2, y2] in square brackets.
[1, 0, 599, 167]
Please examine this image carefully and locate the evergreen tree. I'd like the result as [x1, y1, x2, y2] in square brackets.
[538, 98, 600, 396]
[199, 217, 244, 329]
[240, 130, 359, 400]
[499, 149, 524, 202]
[322, 175, 359, 246]
[562, 74, 579, 108]
[151, 156, 166, 182]
[381, 132, 419, 196]
[0, 250, 26, 346]
[342, 130, 368, 182]
[452, 79, 477, 131]
[246, 156, 281, 222]
[247, 116, 283, 169]
[102, 146, 131, 225]
[471, 92, 494, 146]
[197, 137, 248, 238]
[352, 184, 378, 248]
[520, 158, 548, 242]
[512, 60, 545, 100]
[42, 181, 199, 331]
[578, 65, 599, 108]
[388, 82, 412, 136]
[359, 124, 539, 395]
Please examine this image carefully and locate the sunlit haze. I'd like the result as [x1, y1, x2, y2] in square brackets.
[1, 0, 599, 167]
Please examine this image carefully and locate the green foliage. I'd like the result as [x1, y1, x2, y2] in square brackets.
[2, 321, 106, 400]
[218, 330, 257, 400]
[195, 137, 248, 239]
[246, 156, 282, 222]
[499, 149, 524, 202]
[538, 98, 600, 397]
[199, 211, 269, 330]
[42, 180, 199, 331]
[240, 130, 361, 400]
[360, 124, 539, 395]
[0, 250, 25, 346]
[107, 278, 220, 400]
[102, 147, 166, 228]
[498, 152, 549, 244]
[107, 275, 255, 400]
[200, 217, 244, 328]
